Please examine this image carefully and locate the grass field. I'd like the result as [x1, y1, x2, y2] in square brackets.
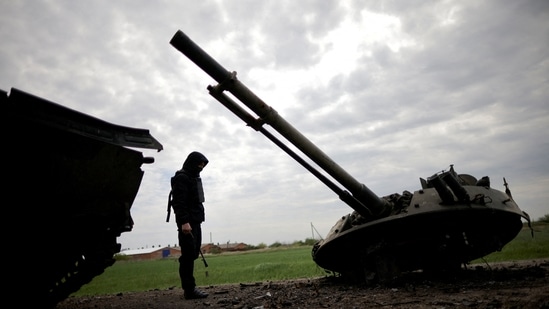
[74, 246, 328, 296]
[72, 222, 548, 297]
[472, 222, 549, 263]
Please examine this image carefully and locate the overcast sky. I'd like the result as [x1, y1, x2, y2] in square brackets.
[1, 1, 547, 250]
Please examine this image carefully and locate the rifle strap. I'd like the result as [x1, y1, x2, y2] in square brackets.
[166, 190, 173, 222]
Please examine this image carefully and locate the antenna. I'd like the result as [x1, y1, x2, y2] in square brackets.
[310, 222, 324, 240]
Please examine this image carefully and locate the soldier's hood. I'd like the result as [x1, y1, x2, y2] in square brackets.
[182, 151, 208, 176]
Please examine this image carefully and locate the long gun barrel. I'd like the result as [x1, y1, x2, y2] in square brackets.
[170, 30, 392, 219]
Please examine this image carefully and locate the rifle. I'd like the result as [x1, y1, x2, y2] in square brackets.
[190, 233, 208, 267]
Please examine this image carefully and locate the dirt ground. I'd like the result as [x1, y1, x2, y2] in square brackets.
[57, 259, 548, 309]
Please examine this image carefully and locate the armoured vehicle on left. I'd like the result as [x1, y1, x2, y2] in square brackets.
[2, 88, 163, 307]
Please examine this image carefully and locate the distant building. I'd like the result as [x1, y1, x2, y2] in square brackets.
[118, 246, 181, 261]
[200, 242, 248, 253]
[219, 242, 248, 252]
[201, 243, 221, 254]
[119, 242, 249, 260]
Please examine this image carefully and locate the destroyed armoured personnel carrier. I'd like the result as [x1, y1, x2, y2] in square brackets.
[3, 88, 162, 307]
[169, 30, 531, 282]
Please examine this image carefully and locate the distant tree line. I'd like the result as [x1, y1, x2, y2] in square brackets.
[121, 238, 320, 253]
[537, 214, 549, 223]
[247, 238, 318, 250]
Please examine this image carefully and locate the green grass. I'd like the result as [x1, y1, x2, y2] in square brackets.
[72, 222, 549, 297]
[73, 246, 326, 296]
[472, 222, 549, 263]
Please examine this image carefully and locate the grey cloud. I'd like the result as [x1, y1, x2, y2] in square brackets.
[1, 0, 547, 249]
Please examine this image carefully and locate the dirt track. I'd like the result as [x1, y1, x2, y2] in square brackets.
[57, 259, 549, 309]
